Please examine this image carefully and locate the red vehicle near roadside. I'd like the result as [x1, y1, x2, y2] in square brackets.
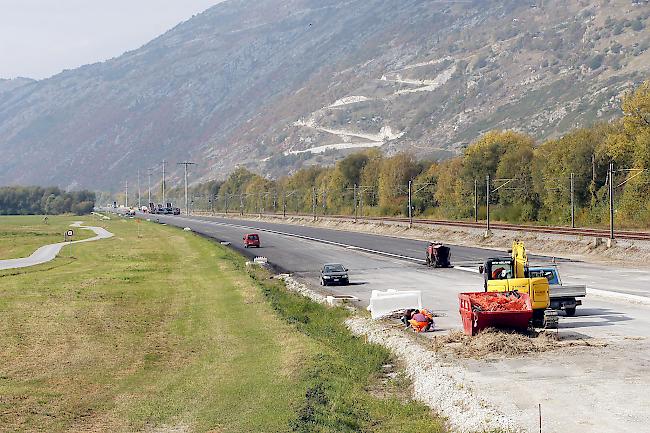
[243, 233, 261, 248]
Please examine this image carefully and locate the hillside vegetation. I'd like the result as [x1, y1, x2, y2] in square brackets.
[179, 81, 650, 227]
[0, 0, 649, 189]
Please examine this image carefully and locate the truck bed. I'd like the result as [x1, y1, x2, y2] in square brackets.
[550, 284, 587, 299]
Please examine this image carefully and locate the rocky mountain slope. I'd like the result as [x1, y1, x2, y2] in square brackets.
[0, 0, 649, 190]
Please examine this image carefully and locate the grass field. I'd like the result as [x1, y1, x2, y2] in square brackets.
[0, 215, 95, 260]
[0, 216, 446, 433]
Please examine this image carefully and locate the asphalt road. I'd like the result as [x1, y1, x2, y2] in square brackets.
[136, 212, 649, 432]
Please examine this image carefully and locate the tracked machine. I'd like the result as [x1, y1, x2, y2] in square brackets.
[479, 241, 558, 329]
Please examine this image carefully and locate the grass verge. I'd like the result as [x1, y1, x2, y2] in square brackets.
[248, 266, 447, 433]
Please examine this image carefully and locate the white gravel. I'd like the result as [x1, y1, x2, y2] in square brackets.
[346, 316, 523, 433]
[276, 274, 328, 304]
[276, 275, 523, 433]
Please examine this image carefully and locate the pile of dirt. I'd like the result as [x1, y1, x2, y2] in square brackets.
[432, 328, 606, 358]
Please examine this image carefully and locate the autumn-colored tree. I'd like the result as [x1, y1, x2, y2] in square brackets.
[614, 81, 650, 223]
[435, 158, 470, 218]
[378, 153, 421, 214]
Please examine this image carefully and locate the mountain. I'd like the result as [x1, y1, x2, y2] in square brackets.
[0, 77, 35, 95]
[1, 0, 649, 190]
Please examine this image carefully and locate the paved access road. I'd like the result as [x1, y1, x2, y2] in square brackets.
[0, 221, 114, 271]
[142, 212, 650, 433]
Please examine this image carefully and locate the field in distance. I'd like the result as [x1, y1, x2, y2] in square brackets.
[0, 215, 94, 260]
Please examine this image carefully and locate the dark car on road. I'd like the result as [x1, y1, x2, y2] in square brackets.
[320, 263, 349, 286]
[173, 208, 181, 215]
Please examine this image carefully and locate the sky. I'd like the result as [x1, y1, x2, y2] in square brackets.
[0, 0, 223, 80]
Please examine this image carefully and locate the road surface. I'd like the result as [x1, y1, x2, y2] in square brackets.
[142, 212, 649, 433]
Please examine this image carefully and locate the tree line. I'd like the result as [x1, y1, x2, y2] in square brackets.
[0, 186, 95, 215]
[175, 81, 650, 228]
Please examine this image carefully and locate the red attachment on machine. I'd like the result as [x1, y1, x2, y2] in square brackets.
[458, 291, 533, 336]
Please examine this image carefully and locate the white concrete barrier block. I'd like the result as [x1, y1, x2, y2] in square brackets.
[368, 289, 422, 319]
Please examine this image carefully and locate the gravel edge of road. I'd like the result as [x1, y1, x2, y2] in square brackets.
[276, 272, 523, 433]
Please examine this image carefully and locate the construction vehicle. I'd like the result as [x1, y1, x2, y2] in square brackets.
[425, 243, 451, 268]
[479, 241, 558, 329]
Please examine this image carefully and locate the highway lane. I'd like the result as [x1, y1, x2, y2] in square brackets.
[139, 212, 650, 432]
[147, 213, 650, 333]
[158, 214, 566, 264]
[151, 213, 650, 299]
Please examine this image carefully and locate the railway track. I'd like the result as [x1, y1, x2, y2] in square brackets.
[216, 211, 650, 241]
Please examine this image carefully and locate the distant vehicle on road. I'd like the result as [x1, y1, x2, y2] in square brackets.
[173, 207, 181, 215]
[243, 233, 261, 248]
[320, 263, 349, 286]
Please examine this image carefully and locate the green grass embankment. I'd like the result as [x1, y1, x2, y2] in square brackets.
[0, 216, 446, 433]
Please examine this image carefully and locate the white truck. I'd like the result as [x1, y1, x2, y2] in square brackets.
[529, 267, 586, 316]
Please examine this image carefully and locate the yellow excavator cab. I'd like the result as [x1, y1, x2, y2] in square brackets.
[486, 277, 550, 310]
[482, 241, 555, 325]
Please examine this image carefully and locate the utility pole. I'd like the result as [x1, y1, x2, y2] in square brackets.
[177, 162, 196, 216]
[283, 192, 287, 217]
[486, 175, 491, 235]
[125, 180, 129, 208]
[474, 179, 478, 223]
[360, 190, 364, 218]
[137, 169, 141, 208]
[353, 184, 358, 223]
[312, 187, 317, 222]
[322, 190, 326, 214]
[570, 172, 575, 229]
[239, 193, 244, 216]
[147, 168, 153, 205]
[408, 180, 413, 229]
[161, 160, 167, 205]
[609, 162, 614, 241]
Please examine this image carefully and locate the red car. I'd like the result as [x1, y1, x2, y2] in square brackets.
[243, 233, 261, 248]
